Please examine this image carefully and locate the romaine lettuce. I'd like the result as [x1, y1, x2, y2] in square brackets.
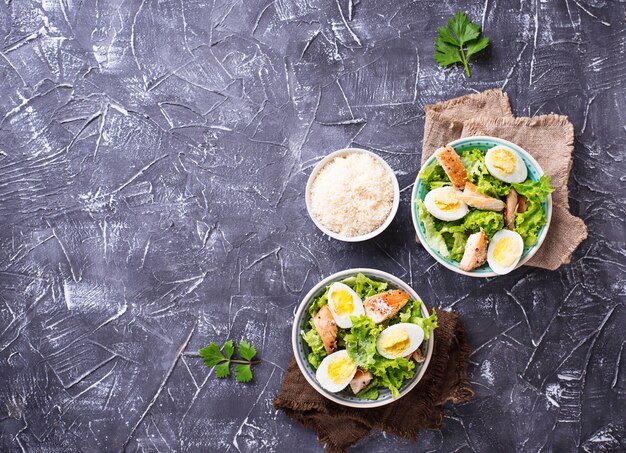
[512, 175, 554, 246]
[395, 299, 438, 340]
[418, 160, 450, 189]
[450, 231, 468, 261]
[347, 273, 389, 298]
[459, 148, 484, 170]
[345, 315, 417, 397]
[462, 210, 504, 238]
[302, 321, 326, 369]
[308, 287, 328, 317]
[345, 315, 382, 368]
[511, 175, 554, 200]
[368, 356, 415, 398]
[355, 378, 380, 400]
[461, 148, 510, 198]
[417, 200, 450, 258]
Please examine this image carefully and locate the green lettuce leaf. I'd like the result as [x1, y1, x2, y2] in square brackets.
[395, 299, 438, 340]
[302, 319, 327, 369]
[511, 175, 554, 201]
[417, 200, 450, 258]
[308, 287, 329, 317]
[462, 209, 504, 239]
[461, 148, 510, 198]
[307, 353, 323, 369]
[450, 231, 468, 261]
[459, 148, 484, 170]
[345, 315, 416, 397]
[418, 160, 450, 190]
[345, 315, 382, 368]
[512, 175, 554, 247]
[354, 378, 380, 400]
[413, 311, 438, 340]
[348, 273, 389, 298]
[515, 203, 545, 247]
[435, 209, 503, 259]
[368, 356, 415, 398]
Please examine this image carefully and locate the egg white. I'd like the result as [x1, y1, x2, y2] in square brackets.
[487, 229, 524, 275]
[485, 146, 528, 184]
[315, 350, 358, 393]
[376, 323, 424, 360]
[327, 282, 365, 328]
[423, 186, 469, 222]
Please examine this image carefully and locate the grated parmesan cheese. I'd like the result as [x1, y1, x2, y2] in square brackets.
[309, 152, 394, 237]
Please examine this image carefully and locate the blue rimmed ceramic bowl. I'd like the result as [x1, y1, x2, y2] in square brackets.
[291, 268, 434, 408]
[411, 136, 553, 278]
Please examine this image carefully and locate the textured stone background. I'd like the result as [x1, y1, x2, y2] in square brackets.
[0, 0, 625, 452]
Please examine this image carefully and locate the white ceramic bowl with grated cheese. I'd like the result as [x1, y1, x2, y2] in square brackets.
[305, 148, 400, 242]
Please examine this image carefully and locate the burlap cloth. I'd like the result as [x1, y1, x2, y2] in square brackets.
[421, 88, 587, 270]
[273, 309, 473, 453]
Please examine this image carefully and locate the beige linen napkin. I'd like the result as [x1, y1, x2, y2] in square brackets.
[421, 89, 587, 270]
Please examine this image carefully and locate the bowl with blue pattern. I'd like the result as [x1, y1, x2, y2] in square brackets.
[291, 268, 434, 408]
[411, 136, 552, 277]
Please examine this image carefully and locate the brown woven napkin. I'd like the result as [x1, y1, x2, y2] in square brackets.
[273, 309, 473, 453]
[421, 89, 587, 270]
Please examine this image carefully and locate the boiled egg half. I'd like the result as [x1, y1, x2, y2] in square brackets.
[423, 186, 469, 221]
[485, 146, 527, 184]
[316, 350, 358, 393]
[487, 229, 525, 275]
[376, 323, 424, 359]
[327, 282, 365, 328]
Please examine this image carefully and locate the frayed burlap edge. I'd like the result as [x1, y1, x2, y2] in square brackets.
[424, 88, 513, 118]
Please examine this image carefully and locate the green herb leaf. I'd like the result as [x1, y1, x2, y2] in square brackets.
[466, 36, 490, 58]
[199, 342, 226, 367]
[434, 12, 489, 77]
[223, 340, 235, 359]
[235, 364, 253, 383]
[199, 339, 261, 384]
[448, 11, 480, 45]
[238, 340, 257, 361]
[215, 362, 231, 378]
[434, 40, 463, 66]
[436, 26, 459, 45]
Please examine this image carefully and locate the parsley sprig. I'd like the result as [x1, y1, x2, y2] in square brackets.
[199, 339, 259, 383]
[434, 12, 489, 78]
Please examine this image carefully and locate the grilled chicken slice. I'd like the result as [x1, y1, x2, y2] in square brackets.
[313, 305, 337, 355]
[434, 145, 468, 190]
[517, 195, 527, 213]
[364, 290, 411, 324]
[349, 368, 373, 394]
[460, 181, 506, 211]
[459, 230, 488, 271]
[412, 349, 426, 363]
[505, 188, 518, 229]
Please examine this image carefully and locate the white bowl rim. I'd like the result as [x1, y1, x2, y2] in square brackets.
[305, 148, 400, 242]
[291, 268, 434, 408]
[411, 135, 553, 278]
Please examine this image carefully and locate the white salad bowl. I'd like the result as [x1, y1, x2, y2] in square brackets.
[292, 268, 434, 408]
[305, 148, 400, 242]
[411, 136, 553, 277]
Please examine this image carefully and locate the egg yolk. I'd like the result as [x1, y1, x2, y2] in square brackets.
[328, 356, 356, 383]
[331, 289, 354, 316]
[493, 237, 521, 267]
[433, 191, 460, 211]
[491, 149, 517, 174]
[380, 329, 410, 356]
